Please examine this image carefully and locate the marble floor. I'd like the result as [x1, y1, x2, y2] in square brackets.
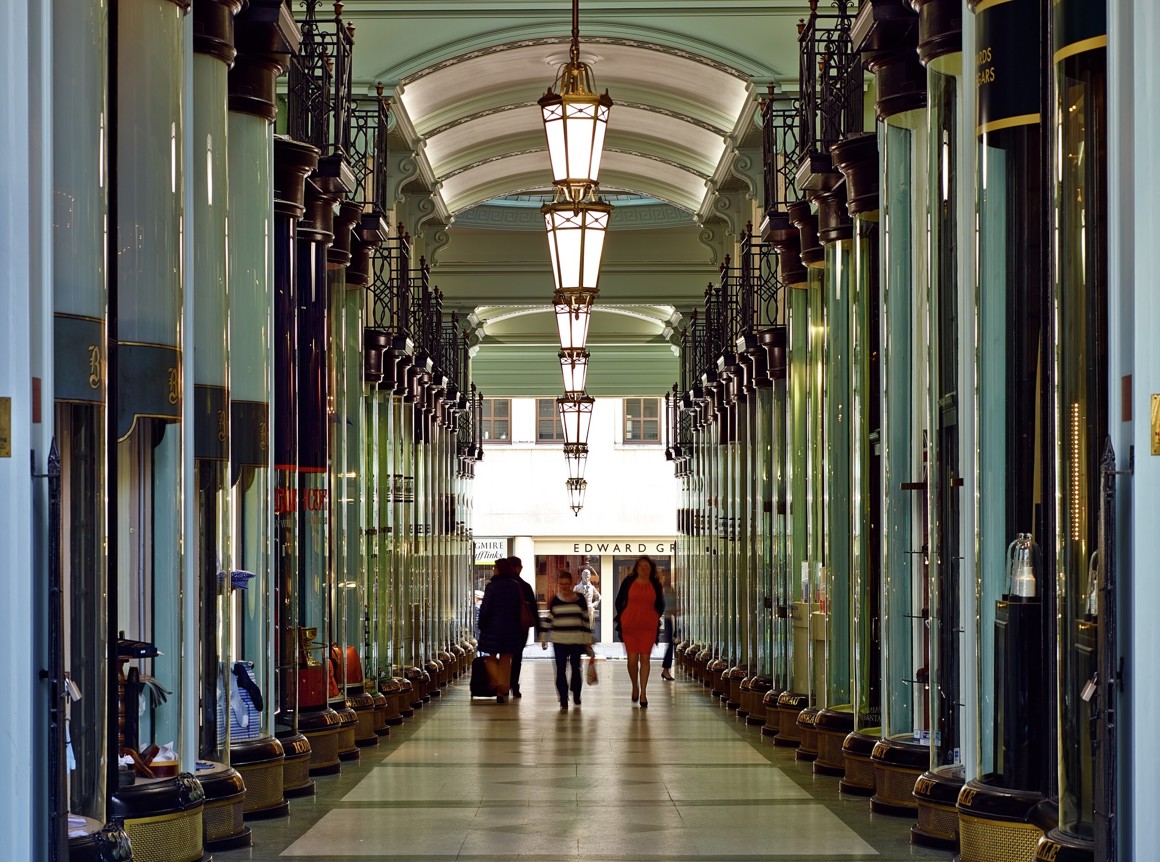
[217, 660, 954, 861]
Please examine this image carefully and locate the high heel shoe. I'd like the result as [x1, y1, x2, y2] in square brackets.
[661, 670, 674, 682]
[639, 698, 648, 708]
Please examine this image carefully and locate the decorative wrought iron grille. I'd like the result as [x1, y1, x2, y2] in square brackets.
[796, 0, 862, 166]
[761, 94, 803, 216]
[680, 310, 705, 396]
[738, 224, 783, 331]
[348, 86, 390, 215]
[287, 0, 354, 157]
[367, 227, 413, 334]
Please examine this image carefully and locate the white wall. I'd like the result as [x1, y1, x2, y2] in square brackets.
[472, 396, 679, 539]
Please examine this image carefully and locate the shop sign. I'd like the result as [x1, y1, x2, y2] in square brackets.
[474, 537, 506, 563]
[573, 541, 676, 555]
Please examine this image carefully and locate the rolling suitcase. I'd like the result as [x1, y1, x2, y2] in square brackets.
[470, 655, 496, 697]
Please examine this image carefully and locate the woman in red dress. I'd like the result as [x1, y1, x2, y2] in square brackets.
[613, 555, 666, 708]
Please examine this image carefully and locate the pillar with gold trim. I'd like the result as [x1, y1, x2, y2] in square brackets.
[272, 133, 320, 798]
[1035, 2, 1108, 860]
[960, 0, 1056, 858]
[225, 0, 299, 821]
[52, 0, 133, 855]
[106, 0, 208, 858]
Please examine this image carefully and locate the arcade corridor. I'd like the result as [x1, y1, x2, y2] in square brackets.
[218, 660, 952, 861]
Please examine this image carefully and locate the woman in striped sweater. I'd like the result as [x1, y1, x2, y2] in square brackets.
[539, 570, 595, 711]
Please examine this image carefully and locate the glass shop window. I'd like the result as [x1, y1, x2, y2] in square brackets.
[623, 397, 661, 443]
[480, 397, 510, 443]
[536, 398, 565, 443]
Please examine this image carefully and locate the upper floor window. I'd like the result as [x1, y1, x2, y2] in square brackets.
[481, 398, 511, 443]
[536, 398, 565, 443]
[623, 397, 661, 443]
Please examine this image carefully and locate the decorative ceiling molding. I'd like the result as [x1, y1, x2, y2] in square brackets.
[454, 201, 694, 231]
[379, 27, 777, 89]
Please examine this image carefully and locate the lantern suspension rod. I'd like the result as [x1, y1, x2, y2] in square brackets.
[570, 0, 580, 66]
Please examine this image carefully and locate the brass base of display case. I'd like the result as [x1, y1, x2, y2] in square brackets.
[67, 814, 133, 861]
[744, 677, 773, 725]
[1034, 827, 1094, 862]
[912, 765, 964, 850]
[198, 761, 251, 851]
[333, 705, 361, 762]
[956, 776, 1046, 862]
[111, 772, 208, 862]
[707, 658, 728, 697]
[425, 660, 444, 695]
[757, 688, 783, 734]
[278, 730, 315, 798]
[450, 644, 467, 678]
[397, 677, 416, 717]
[349, 690, 379, 747]
[232, 736, 289, 819]
[437, 651, 455, 686]
[404, 666, 430, 707]
[725, 666, 747, 712]
[379, 677, 406, 724]
[370, 690, 392, 737]
[870, 735, 926, 816]
[694, 648, 712, 686]
[772, 692, 806, 746]
[299, 708, 343, 776]
[795, 706, 821, 762]
[840, 729, 879, 795]
[814, 707, 855, 776]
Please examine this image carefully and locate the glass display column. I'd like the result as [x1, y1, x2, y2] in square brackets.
[329, 202, 379, 749]
[226, 2, 296, 822]
[1036, 2, 1107, 859]
[812, 185, 855, 778]
[272, 135, 319, 799]
[960, 2, 1055, 859]
[191, 5, 250, 847]
[763, 225, 809, 746]
[871, 109, 935, 821]
[107, 2, 205, 858]
[832, 129, 884, 798]
[52, 0, 130, 854]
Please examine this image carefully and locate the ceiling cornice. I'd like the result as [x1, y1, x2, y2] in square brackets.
[366, 24, 787, 88]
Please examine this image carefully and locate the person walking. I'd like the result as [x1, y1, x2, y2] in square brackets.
[540, 570, 595, 710]
[506, 556, 540, 698]
[613, 555, 665, 708]
[476, 557, 527, 703]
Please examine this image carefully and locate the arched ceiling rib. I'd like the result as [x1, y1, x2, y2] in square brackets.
[385, 38, 759, 217]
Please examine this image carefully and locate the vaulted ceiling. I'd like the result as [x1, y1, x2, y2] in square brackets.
[340, 1, 811, 394]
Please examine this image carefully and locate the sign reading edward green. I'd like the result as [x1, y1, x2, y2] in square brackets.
[972, 0, 1042, 136]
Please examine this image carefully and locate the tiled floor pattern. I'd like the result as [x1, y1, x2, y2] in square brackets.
[217, 660, 954, 861]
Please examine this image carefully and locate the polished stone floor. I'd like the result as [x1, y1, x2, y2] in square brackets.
[218, 659, 954, 861]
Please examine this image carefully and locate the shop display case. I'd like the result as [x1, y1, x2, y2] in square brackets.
[871, 113, 933, 820]
[1036, 3, 1108, 859]
[105, 3, 207, 859]
[51, 0, 130, 855]
[793, 262, 828, 764]
[911, 62, 967, 844]
[837, 204, 883, 797]
[273, 135, 320, 799]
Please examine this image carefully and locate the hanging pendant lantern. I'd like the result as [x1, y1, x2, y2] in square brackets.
[559, 348, 590, 395]
[566, 476, 588, 515]
[538, 0, 613, 203]
[557, 393, 595, 446]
